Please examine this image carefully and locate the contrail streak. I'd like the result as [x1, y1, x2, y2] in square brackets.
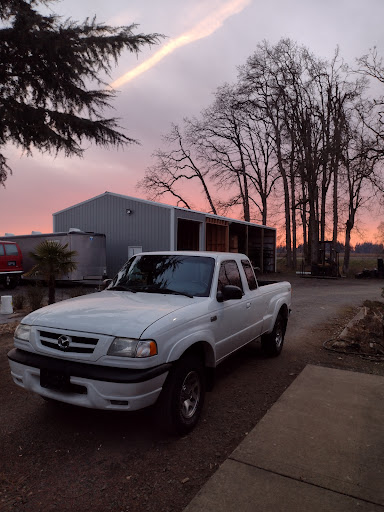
[110, 0, 251, 89]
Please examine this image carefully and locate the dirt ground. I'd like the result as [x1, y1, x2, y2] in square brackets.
[1, 275, 384, 512]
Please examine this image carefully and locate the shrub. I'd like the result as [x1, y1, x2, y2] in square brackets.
[26, 285, 45, 311]
[12, 293, 25, 311]
[27, 241, 77, 304]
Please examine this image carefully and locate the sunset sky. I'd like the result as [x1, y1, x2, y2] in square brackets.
[1, 0, 383, 243]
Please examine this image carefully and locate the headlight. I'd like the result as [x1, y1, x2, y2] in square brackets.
[15, 324, 32, 342]
[107, 338, 157, 358]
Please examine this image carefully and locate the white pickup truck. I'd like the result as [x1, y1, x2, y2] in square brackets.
[8, 251, 291, 434]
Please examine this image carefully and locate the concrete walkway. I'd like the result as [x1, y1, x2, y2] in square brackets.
[184, 365, 384, 511]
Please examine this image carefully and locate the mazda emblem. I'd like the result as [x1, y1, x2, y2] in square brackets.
[57, 335, 71, 350]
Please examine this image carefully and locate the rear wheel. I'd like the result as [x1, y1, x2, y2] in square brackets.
[261, 313, 286, 357]
[156, 355, 206, 435]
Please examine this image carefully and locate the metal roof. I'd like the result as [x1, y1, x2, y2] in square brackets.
[53, 191, 275, 231]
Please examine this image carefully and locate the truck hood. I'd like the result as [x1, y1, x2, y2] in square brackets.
[23, 290, 193, 338]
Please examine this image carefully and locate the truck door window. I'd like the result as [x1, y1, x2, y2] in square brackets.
[0, 245, 4, 256]
[217, 260, 243, 293]
[241, 260, 257, 290]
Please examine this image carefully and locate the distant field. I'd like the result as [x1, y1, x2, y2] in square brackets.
[277, 252, 383, 277]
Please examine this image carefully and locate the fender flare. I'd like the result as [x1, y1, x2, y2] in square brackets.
[166, 330, 216, 368]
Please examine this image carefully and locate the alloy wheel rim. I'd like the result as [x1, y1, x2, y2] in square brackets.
[275, 320, 283, 348]
[180, 371, 201, 419]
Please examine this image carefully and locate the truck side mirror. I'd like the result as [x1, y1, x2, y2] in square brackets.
[216, 285, 243, 302]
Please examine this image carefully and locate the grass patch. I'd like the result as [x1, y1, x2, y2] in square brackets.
[277, 253, 383, 277]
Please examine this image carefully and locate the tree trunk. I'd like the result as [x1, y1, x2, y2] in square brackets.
[261, 194, 267, 226]
[300, 180, 309, 266]
[282, 172, 292, 267]
[332, 166, 338, 244]
[290, 171, 297, 269]
[308, 183, 319, 266]
[48, 275, 56, 305]
[274, 131, 292, 267]
[200, 175, 217, 215]
[242, 168, 250, 222]
[320, 180, 326, 242]
[342, 218, 354, 274]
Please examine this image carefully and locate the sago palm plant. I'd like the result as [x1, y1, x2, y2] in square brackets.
[27, 241, 77, 304]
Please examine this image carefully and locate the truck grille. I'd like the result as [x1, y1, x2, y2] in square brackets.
[39, 330, 99, 354]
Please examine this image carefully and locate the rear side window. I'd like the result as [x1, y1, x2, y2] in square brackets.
[4, 244, 19, 256]
[217, 260, 243, 293]
[0, 244, 4, 256]
[241, 260, 257, 290]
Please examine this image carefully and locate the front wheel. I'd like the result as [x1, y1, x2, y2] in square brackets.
[261, 313, 286, 357]
[156, 355, 206, 435]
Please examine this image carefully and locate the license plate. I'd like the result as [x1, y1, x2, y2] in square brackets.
[7, 261, 16, 266]
[40, 368, 70, 391]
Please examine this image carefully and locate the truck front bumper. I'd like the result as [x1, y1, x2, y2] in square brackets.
[8, 348, 172, 411]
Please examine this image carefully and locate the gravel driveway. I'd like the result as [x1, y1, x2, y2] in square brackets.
[1, 275, 383, 512]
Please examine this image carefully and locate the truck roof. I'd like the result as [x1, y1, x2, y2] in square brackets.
[136, 251, 248, 260]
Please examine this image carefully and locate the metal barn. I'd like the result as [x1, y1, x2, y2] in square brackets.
[53, 192, 277, 278]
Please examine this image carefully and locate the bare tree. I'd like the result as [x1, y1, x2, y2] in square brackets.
[341, 110, 382, 273]
[187, 85, 252, 221]
[139, 40, 384, 273]
[137, 123, 217, 213]
[356, 48, 384, 156]
[142, 83, 279, 226]
[239, 40, 296, 266]
[240, 109, 280, 225]
[187, 84, 280, 224]
[240, 39, 370, 270]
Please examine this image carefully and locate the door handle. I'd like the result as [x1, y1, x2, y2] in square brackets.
[246, 303, 251, 309]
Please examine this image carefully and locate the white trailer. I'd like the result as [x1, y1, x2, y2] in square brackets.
[1, 231, 107, 282]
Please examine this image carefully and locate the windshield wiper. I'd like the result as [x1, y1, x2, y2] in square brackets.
[109, 285, 137, 293]
[159, 288, 194, 298]
[138, 286, 193, 298]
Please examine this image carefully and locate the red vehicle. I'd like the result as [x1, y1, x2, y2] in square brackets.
[0, 241, 23, 289]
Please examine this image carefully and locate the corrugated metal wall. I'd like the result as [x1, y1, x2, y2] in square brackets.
[54, 194, 171, 277]
[53, 193, 277, 276]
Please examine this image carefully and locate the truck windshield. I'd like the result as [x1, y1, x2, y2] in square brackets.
[109, 255, 215, 297]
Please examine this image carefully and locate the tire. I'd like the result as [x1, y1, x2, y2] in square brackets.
[156, 355, 206, 435]
[261, 312, 286, 357]
[4, 275, 19, 289]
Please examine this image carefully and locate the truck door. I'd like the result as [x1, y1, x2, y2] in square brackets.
[213, 259, 250, 362]
[240, 259, 268, 339]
